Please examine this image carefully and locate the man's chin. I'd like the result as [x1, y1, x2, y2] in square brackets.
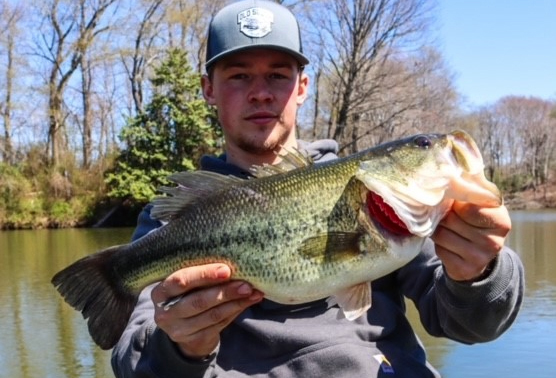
[237, 136, 289, 155]
[238, 142, 280, 155]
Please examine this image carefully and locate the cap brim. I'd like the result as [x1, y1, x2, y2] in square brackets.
[206, 45, 309, 69]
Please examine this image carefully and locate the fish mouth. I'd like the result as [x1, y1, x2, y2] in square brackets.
[366, 191, 412, 237]
[357, 130, 502, 239]
[445, 131, 502, 207]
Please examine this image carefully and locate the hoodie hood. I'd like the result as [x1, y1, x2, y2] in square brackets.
[200, 139, 339, 178]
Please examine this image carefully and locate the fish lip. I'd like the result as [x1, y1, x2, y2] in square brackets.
[447, 131, 503, 206]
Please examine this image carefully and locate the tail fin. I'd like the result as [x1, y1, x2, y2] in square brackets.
[51, 245, 137, 350]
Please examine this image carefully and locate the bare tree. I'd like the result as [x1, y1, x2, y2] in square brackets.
[345, 48, 458, 148]
[0, 1, 24, 165]
[304, 0, 435, 154]
[503, 96, 556, 187]
[119, 0, 166, 116]
[465, 107, 503, 183]
[403, 48, 458, 133]
[35, 0, 115, 167]
[163, 0, 226, 72]
[469, 96, 556, 191]
[95, 60, 120, 160]
[80, 49, 93, 167]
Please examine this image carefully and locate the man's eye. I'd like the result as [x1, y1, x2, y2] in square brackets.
[231, 74, 247, 79]
[270, 73, 288, 80]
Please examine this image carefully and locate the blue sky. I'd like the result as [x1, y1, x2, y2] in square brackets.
[438, 0, 556, 107]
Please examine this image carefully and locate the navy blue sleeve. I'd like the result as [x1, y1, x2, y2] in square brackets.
[131, 204, 162, 241]
[398, 239, 524, 344]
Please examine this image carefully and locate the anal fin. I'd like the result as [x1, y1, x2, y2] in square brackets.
[327, 282, 372, 321]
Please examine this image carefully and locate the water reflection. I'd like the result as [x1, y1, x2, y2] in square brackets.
[408, 209, 556, 378]
[1, 210, 555, 377]
[0, 228, 133, 378]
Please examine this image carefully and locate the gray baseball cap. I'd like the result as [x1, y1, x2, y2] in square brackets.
[206, 0, 310, 69]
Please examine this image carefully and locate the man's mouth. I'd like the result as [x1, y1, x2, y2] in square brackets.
[245, 112, 278, 124]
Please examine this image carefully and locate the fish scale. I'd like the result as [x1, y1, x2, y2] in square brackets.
[127, 164, 365, 292]
[52, 130, 502, 350]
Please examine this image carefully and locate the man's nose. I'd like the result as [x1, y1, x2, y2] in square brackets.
[247, 77, 274, 103]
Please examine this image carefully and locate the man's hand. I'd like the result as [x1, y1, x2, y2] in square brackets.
[432, 201, 511, 281]
[151, 263, 263, 359]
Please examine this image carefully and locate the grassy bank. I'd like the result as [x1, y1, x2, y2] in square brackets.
[0, 154, 119, 230]
[2, 155, 555, 230]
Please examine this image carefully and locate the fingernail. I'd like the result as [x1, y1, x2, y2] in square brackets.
[237, 283, 252, 295]
[249, 291, 264, 302]
[216, 265, 231, 279]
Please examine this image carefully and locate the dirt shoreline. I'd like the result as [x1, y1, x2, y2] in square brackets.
[504, 183, 556, 210]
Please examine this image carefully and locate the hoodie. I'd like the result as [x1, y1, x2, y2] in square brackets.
[112, 139, 524, 378]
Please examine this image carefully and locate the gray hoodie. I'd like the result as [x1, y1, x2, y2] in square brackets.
[112, 139, 524, 378]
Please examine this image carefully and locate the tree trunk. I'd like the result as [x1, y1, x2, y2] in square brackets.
[81, 54, 93, 168]
[2, 32, 14, 164]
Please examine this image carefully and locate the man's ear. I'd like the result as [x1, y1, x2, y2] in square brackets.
[201, 75, 216, 105]
[296, 72, 309, 105]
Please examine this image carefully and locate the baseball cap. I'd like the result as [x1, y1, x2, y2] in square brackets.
[206, 0, 310, 69]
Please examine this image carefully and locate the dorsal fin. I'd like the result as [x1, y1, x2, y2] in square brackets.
[250, 147, 313, 178]
[168, 170, 242, 190]
[150, 171, 242, 222]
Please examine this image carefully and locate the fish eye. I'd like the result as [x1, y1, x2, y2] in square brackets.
[413, 135, 432, 149]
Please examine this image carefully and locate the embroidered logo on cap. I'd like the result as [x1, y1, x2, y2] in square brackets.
[237, 7, 274, 38]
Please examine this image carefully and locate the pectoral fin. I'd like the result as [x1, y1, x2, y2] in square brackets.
[298, 232, 363, 263]
[327, 282, 372, 321]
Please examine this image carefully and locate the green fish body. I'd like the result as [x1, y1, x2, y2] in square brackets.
[52, 130, 502, 350]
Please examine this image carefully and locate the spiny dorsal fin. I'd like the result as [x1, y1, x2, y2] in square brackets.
[150, 171, 242, 222]
[250, 147, 313, 178]
[168, 170, 243, 189]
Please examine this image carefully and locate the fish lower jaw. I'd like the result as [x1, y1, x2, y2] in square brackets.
[372, 218, 416, 240]
[387, 236, 427, 262]
[366, 191, 454, 239]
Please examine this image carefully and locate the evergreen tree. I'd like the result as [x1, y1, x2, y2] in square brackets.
[106, 49, 220, 202]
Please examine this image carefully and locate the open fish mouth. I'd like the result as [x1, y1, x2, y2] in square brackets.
[357, 131, 502, 239]
[366, 191, 412, 237]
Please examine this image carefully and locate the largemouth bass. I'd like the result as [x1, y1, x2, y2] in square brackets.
[51, 130, 502, 350]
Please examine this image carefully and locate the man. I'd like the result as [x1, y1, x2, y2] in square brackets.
[112, 1, 524, 377]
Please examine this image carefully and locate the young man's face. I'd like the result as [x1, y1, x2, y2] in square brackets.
[202, 48, 309, 156]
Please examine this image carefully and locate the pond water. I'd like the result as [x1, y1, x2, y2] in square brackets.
[0, 210, 554, 377]
[409, 210, 556, 377]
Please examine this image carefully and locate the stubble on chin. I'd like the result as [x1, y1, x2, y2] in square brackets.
[237, 139, 279, 155]
[236, 127, 291, 156]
